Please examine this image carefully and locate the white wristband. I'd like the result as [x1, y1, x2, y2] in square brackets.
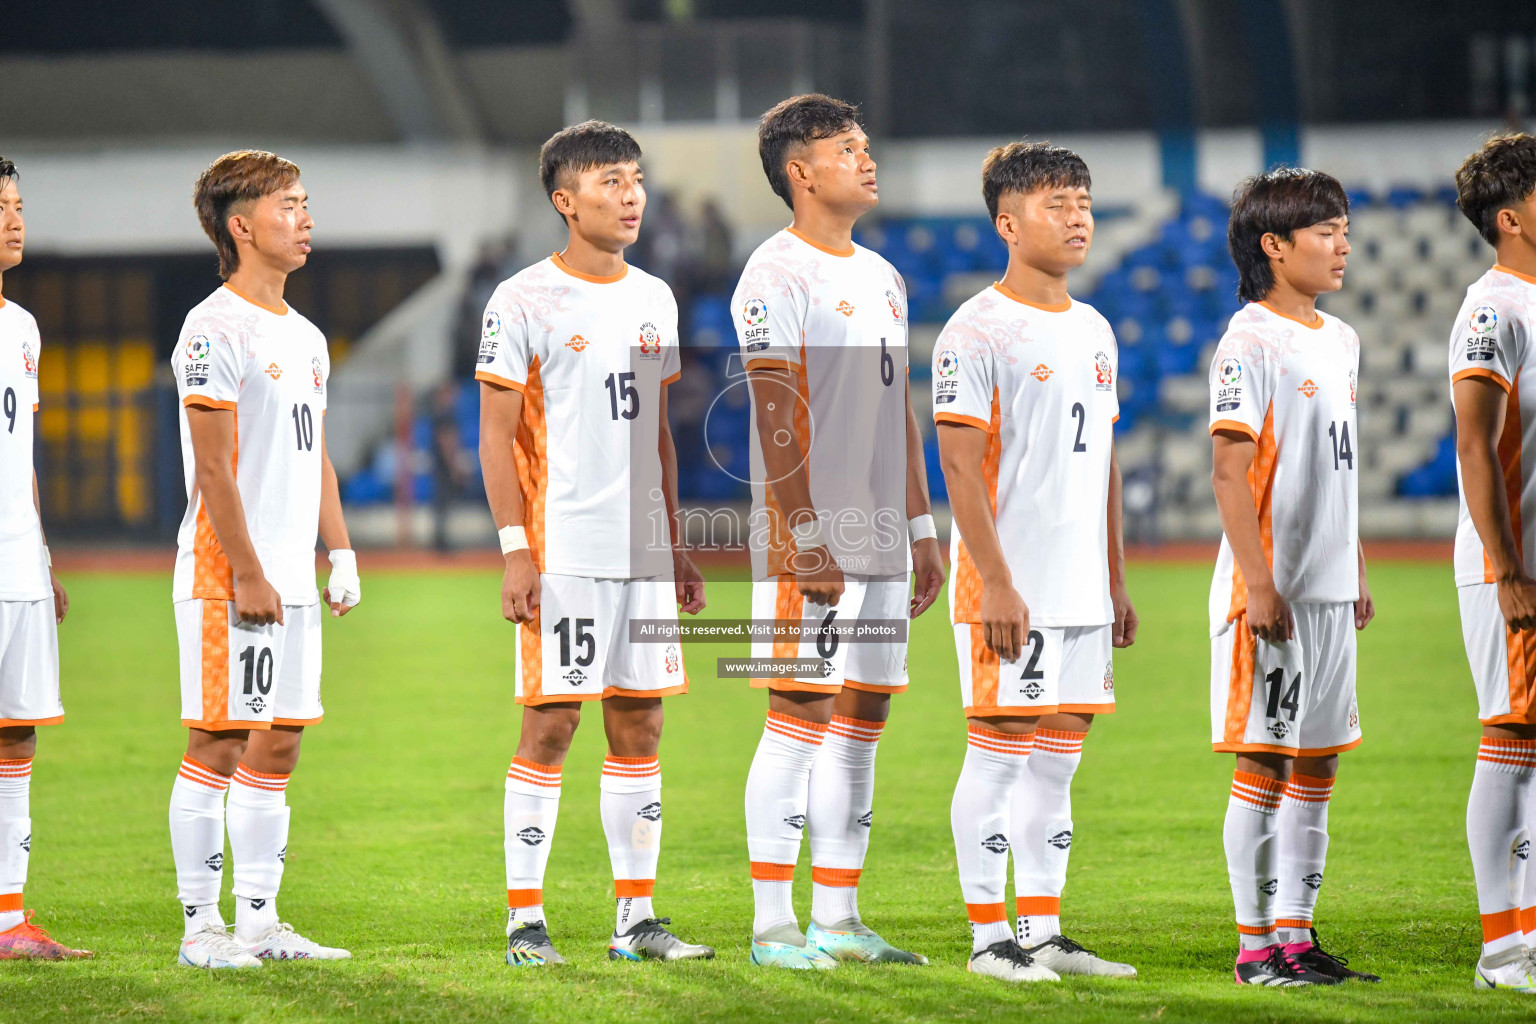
[790, 516, 826, 551]
[909, 514, 937, 543]
[499, 525, 529, 554]
[43, 545, 51, 568]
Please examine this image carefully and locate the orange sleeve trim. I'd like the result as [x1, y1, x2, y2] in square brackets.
[662, 370, 682, 386]
[474, 370, 525, 392]
[31, 403, 39, 412]
[745, 357, 800, 374]
[183, 396, 238, 412]
[1210, 418, 1259, 441]
[1453, 367, 1513, 393]
[935, 412, 991, 431]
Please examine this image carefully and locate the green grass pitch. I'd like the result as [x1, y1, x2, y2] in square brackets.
[0, 561, 1523, 1022]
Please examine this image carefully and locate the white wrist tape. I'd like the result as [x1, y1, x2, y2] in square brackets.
[908, 514, 937, 543]
[499, 525, 529, 554]
[43, 545, 52, 568]
[790, 516, 826, 551]
[326, 548, 361, 608]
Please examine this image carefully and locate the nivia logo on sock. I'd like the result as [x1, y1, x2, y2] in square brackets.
[857, 811, 873, 828]
[248, 899, 266, 910]
[1517, 841, 1531, 861]
[981, 833, 1009, 854]
[18, 833, 29, 853]
[638, 801, 662, 822]
[184, 905, 198, 917]
[783, 813, 807, 830]
[1259, 879, 1278, 895]
[205, 852, 224, 871]
[517, 826, 547, 846]
[1048, 829, 1073, 850]
[1303, 872, 1323, 889]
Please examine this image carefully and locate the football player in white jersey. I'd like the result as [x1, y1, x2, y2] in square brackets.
[935, 142, 1137, 983]
[732, 94, 945, 969]
[1447, 133, 1536, 992]
[1208, 169, 1378, 986]
[167, 151, 361, 969]
[0, 158, 89, 960]
[478, 122, 712, 967]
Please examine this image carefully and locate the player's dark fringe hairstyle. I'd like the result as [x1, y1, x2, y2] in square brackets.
[0, 157, 17, 185]
[757, 93, 862, 210]
[539, 121, 642, 221]
[1227, 167, 1349, 303]
[1456, 133, 1536, 248]
[193, 149, 301, 280]
[981, 141, 1091, 222]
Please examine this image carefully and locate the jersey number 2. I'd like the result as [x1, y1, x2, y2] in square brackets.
[1070, 403, 1087, 452]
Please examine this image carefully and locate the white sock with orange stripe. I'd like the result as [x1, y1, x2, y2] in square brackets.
[170, 756, 231, 937]
[951, 724, 1032, 952]
[601, 754, 662, 933]
[1224, 769, 1285, 951]
[0, 758, 31, 932]
[228, 764, 291, 941]
[1468, 736, 1536, 960]
[506, 757, 562, 932]
[1012, 727, 1084, 945]
[808, 715, 884, 928]
[745, 710, 827, 940]
[1275, 772, 1333, 947]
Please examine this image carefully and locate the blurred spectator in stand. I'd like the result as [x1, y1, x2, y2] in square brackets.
[455, 236, 516, 378]
[428, 382, 468, 552]
[696, 197, 735, 294]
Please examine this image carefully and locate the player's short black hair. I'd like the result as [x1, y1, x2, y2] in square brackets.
[1227, 168, 1349, 303]
[0, 157, 17, 186]
[757, 93, 862, 210]
[539, 121, 642, 221]
[981, 141, 1091, 222]
[1456, 133, 1536, 248]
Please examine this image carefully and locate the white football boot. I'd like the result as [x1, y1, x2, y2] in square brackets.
[178, 922, 263, 969]
[1024, 935, 1137, 978]
[242, 921, 351, 960]
[967, 939, 1060, 982]
[1474, 947, 1536, 992]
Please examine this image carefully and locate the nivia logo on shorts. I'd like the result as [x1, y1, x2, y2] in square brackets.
[1517, 840, 1531, 861]
[1268, 720, 1290, 739]
[247, 695, 266, 713]
[1048, 830, 1073, 850]
[981, 833, 1009, 854]
[638, 801, 662, 822]
[1022, 681, 1045, 700]
[1259, 879, 1278, 895]
[205, 852, 224, 871]
[1303, 872, 1323, 890]
[563, 669, 585, 687]
[517, 826, 547, 847]
[784, 814, 807, 831]
[858, 811, 873, 829]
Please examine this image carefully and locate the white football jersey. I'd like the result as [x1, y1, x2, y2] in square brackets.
[730, 228, 909, 580]
[1449, 264, 1536, 587]
[475, 254, 681, 579]
[173, 285, 329, 607]
[933, 284, 1119, 628]
[1207, 301, 1360, 635]
[0, 298, 49, 602]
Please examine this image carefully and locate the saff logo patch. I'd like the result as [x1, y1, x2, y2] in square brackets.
[742, 298, 768, 325]
[1470, 305, 1498, 335]
[186, 335, 211, 362]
